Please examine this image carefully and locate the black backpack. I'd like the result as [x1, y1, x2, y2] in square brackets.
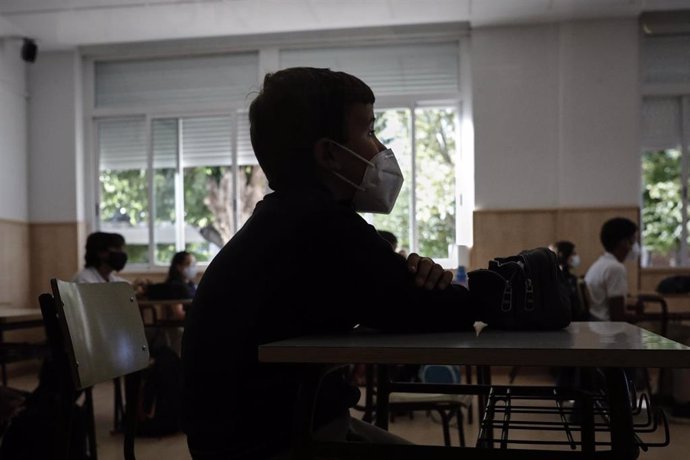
[468, 247, 572, 330]
[0, 361, 91, 460]
[136, 345, 183, 437]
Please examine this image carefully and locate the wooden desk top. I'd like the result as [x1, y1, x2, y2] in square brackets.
[259, 322, 690, 369]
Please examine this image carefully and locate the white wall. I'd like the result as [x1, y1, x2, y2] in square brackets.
[473, 19, 640, 210]
[0, 39, 28, 221]
[28, 51, 84, 222]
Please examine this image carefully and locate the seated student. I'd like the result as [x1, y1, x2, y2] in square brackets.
[72, 232, 128, 283]
[145, 251, 198, 355]
[181, 67, 479, 459]
[165, 251, 198, 298]
[584, 217, 639, 321]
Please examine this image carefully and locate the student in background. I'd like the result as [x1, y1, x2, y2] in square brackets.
[182, 67, 478, 459]
[378, 229, 407, 257]
[584, 218, 639, 321]
[72, 232, 128, 283]
[166, 251, 198, 299]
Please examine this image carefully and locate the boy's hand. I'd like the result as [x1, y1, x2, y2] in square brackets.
[406, 253, 453, 290]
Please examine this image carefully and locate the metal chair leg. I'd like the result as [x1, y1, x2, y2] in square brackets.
[438, 409, 451, 447]
[456, 408, 466, 447]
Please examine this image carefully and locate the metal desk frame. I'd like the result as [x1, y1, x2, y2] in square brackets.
[259, 322, 690, 460]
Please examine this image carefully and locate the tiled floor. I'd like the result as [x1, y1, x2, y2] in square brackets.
[5, 366, 690, 459]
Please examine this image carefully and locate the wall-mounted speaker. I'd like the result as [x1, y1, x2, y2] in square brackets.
[21, 38, 37, 63]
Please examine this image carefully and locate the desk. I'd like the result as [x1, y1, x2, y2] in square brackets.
[259, 322, 690, 459]
[0, 307, 44, 386]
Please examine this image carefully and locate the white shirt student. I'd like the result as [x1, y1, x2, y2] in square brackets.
[583, 218, 639, 321]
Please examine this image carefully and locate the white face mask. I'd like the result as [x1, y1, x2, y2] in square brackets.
[569, 254, 581, 269]
[627, 242, 641, 262]
[183, 265, 198, 280]
[328, 141, 404, 214]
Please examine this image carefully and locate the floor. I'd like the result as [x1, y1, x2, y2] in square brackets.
[4, 366, 690, 459]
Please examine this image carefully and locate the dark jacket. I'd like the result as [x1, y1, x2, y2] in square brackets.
[181, 187, 477, 458]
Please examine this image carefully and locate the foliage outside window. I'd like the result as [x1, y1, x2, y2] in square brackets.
[641, 149, 682, 267]
[369, 107, 458, 260]
[99, 116, 269, 266]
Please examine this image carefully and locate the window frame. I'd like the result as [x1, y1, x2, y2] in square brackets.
[83, 26, 472, 271]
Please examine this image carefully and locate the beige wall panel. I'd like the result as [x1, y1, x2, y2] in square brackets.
[472, 210, 557, 269]
[472, 207, 640, 291]
[29, 222, 82, 302]
[0, 219, 31, 307]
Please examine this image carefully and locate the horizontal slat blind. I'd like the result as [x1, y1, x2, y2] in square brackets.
[182, 116, 233, 168]
[98, 118, 146, 170]
[153, 118, 177, 169]
[641, 97, 681, 151]
[95, 53, 259, 109]
[279, 42, 460, 97]
[236, 110, 258, 166]
[643, 36, 690, 85]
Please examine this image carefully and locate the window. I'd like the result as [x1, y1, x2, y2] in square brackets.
[98, 114, 268, 265]
[90, 32, 469, 269]
[641, 97, 690, 267]
[93, 52, 264, 267]
[640, 35, 690, 267]
[369, 107, 459, 259]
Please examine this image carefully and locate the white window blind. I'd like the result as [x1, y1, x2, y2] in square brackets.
[99, 118, 146, 170]
[641, 97, 681, 150]
[102, 116, 238, 170]
[279, 42, 460, 97]
[95, 53, 259, 109]
[182, 116, 232, 168]
[643, 36, 690, 85]
[153, 118, 178, 169]
[236, 110, 257, 166]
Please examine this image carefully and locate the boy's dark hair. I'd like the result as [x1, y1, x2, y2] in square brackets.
[167, 251, 191, 283]
[248, 67, 375, 191]
[554, 240, 575, 264]
[600, 218, 637, 252]
[84, 232, 125, 267]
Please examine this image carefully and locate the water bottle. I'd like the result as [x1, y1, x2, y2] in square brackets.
[454, 265, 467, 287]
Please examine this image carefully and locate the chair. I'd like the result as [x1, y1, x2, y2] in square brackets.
[576, 277, 591, 318]
[39, 279, 150, 460]
[358, 364, 472, 447]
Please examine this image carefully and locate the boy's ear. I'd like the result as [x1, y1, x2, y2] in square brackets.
[313, 138, 340, 170]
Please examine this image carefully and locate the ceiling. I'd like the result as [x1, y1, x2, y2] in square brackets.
[0, 0, 687, 50]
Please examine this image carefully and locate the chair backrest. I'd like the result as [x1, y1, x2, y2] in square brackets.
[51, 279, 150, 390]
[576, 278, 591, 316]
[420, 365, 461, 384]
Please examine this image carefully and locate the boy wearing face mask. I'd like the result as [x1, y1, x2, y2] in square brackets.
[181, 68, 479, 459]
[584, 218, 639, 321]
[72, 232, 129, 283]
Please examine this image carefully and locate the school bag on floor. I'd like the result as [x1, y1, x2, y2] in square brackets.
[468, 247, 572, 330]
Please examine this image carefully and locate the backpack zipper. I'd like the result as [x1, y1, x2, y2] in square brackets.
[525, 278, 535, 311]
[501, 280, 512, 312]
